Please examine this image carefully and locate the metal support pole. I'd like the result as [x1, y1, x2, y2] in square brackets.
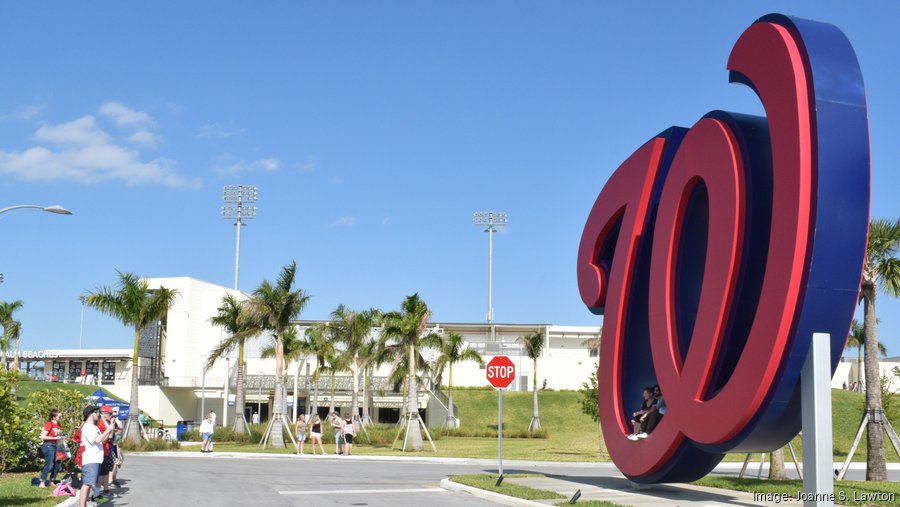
[201, 361, 206, 421]
[498, 387, 503, 477]
[487, 226, 493, 323]
[234, 216, 242, 289]
[801, 333, 833, 506]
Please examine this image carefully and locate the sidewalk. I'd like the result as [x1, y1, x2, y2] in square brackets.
[498, 475, 790, 507]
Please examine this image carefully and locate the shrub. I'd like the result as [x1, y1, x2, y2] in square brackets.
[0, 380, 30, 474]
[437, 427, 548, 439]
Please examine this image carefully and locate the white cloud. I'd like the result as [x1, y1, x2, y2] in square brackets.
[99, 102, 156, 128]
[382, 217, 389, 225]
[328, 176, 343, 185]
[215, 157, 281, 175]
[128, 129, 162, 147]
[1, 103, 46, 121]
[33, 116, 109, 146]
[197, 122, 245, 139]
[0, 113, 195, 188]
[331, 216, 356, 227]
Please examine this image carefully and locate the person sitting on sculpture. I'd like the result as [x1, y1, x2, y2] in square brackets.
[642, 384, 666, 435]
[628, 387, 657, 440]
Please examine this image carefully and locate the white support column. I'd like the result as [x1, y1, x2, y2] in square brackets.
[223, 357, 230, 428]
[801, 333, 833, 507]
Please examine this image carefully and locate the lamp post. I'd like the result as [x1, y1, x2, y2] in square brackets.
[0, 204, 72, 215]
[473, 212, 507, 342]
[222, 185, 257, 432]
[221, 186, 257, 290]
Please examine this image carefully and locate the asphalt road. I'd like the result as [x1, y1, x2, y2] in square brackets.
[99, 453, 900, 506]
[106, 454, 605, 506]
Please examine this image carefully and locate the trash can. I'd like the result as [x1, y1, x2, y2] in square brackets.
[176, 421, 188, 441]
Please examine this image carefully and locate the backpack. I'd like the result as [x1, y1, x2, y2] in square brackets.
[53, 482, 76, 497]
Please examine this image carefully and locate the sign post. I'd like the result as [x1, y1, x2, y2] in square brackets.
[487, 356, 516, 480]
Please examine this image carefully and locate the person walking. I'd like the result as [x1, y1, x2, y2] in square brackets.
[39, 409, 64, 488]
[97, 406, 117, 498]
[200, 413, 214, 453]
[294, 414, 308, 455]
[207, 411, 216, 451]
[309, 414, 326, 455]
[331, 412, 345, 455]
[343, 416, 355, 456]
[251, 411, 260, 425]
[78, 406, 115, 507]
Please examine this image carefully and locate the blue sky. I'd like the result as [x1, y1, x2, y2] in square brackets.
[0, 2, 898, 357]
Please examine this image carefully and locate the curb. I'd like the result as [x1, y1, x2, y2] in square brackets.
[124, 451, 612, 468]
[440, 478, 552, 507]
[54, 496, 78, 506]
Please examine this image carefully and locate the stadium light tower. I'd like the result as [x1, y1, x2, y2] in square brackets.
[222, 185, 258, 290]
[473, 211, 508, 324]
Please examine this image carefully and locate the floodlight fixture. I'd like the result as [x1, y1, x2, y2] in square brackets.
[222, 185, 258, 290]
[473, 211, 508, 324]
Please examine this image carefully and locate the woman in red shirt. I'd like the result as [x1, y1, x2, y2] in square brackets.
[39, 409, 64, 487]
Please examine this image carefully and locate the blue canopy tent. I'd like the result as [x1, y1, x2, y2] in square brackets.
[87, 389, 130, 420]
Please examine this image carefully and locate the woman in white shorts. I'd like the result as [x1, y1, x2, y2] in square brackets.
[294, 414, 308, 455]
[308, 414, 326, 455]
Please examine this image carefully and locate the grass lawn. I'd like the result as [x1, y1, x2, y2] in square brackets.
[695, 476, 900, 506]
[0, 472, 67, 507]
[450, 474, 564, 500]
[73, 386, 896, 465]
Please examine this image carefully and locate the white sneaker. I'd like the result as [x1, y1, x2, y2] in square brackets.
[637, 433, 648, 439]
[627, 434, 639, 441]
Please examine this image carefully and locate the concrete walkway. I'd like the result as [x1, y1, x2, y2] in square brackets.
[501, 475, 789, 507]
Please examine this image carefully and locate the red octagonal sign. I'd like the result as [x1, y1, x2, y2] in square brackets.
[486, 355, 516, 389]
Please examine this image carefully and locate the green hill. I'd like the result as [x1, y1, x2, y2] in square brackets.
[447, 387, 898, 462]
[14, 380, 124, 405]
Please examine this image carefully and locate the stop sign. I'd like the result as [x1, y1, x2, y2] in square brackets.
[486, 355, 516, 389]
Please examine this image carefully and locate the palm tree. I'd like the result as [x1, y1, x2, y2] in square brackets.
[206, 294, 261, 434]
[0, 300, 24, 372]
[242, 261, 311, 448]
[301, 323, 333, 418]
[845, 319, 886, 390]
[519, 331, 546, 432]
[359, 335, 385, 425]
[381, 293, 440, 451]
[323, 350, 349, 414]
[261, 325, 304, 419]
[82, 272, 179, 444]
[434, 332, 483, 428]
[860, 218, 900, 481]
[330, 305, 381, 427]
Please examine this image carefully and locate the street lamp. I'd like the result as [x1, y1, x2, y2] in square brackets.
[473, 212, 507, 326]
[221, 185, 257, 291]
[0, 204, 72, 215]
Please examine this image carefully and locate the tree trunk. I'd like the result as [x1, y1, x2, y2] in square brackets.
[405, 343, 424, 451]
[399, 379, 407, 425]
[12, 335, 19, 373]
[329, 373, 336, 414]
[262, 335, 286, 448]
[233, 345, 248, 433]
[125, 328, 142, 444]
[362, 367, 373, 425]
[769, 448, 788, 480]
[350, 357, 360, 421]
[312, 372, 320, 418]
[863, 285, 887, 481]
[529, 359, 542, 431]
[858, 344, 864, 390]
[446, 363, 458, 429]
